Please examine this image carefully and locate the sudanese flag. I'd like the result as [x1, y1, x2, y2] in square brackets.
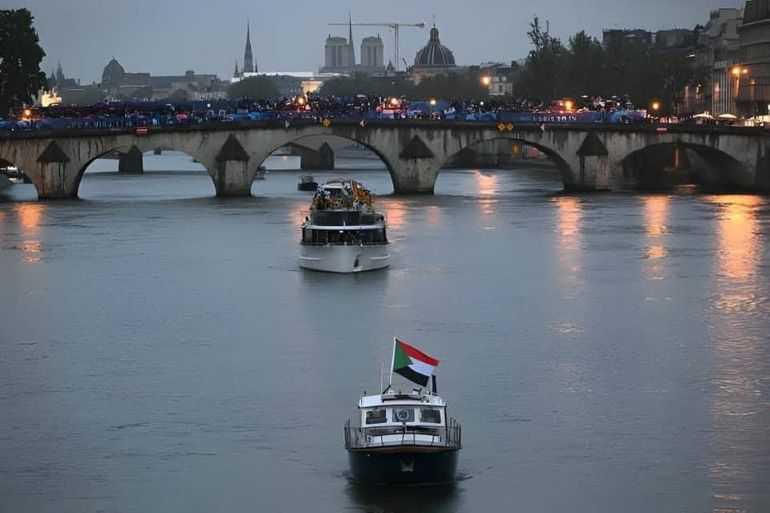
[392, 338, 439, 387]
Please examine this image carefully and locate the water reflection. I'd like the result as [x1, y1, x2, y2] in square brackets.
[425, 205, 442, 226]
[15, 203, 45, 264]
[642, 196, 670, 281]
[705, 195, 770, 512]
[553, 197, 583, 285]
[708, 195, 762, 281]
[381, 198, 407, 230]
[345, 481, 462, 513]
[475, 171, 498, 196]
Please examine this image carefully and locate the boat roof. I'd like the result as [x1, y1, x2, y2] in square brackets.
[359, 391, 446, 409]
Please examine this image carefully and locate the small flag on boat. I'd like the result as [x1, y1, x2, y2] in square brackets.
[392, 338, 439, 387]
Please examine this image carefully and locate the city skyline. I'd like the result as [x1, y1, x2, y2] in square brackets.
[6, 0, 743, 83]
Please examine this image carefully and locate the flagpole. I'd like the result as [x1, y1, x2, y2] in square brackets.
[389, 337, 397, 387]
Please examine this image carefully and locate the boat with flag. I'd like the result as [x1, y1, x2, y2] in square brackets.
[300, 179, 389, 273]
[344, 338, 461, 485]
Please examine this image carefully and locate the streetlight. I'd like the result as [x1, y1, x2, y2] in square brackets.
[481, 76, 492, 87]
[651, 101, 661, 112]
[429, 98, 437, 106]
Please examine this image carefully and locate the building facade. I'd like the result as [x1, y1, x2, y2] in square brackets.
[100, 58, 226, 101]
[736, 0, 770, 116]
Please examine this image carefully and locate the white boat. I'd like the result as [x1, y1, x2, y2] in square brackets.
[300, 180, 390, 273]
[344, 339, 461, 485]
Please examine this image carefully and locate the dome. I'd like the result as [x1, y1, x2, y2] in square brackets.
[102, 58, 125, 87]
[414, 26, 456, 68]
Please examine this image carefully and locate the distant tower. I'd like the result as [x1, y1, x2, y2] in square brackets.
[347, 12, 356, 65]
[234, 60, 240, 79]
[361, 36, 384, 69]
[55, 61, 65, 84]
[243, 21, 255, 74]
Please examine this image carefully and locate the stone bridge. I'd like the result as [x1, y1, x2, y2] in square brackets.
[1, 119, 769, 199]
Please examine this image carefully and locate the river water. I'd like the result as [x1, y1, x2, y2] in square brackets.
[1, 153, 769, 513]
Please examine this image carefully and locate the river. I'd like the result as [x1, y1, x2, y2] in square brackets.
[1, 153, 769, 513]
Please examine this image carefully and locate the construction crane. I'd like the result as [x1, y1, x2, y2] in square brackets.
[329, 21, 425, 71]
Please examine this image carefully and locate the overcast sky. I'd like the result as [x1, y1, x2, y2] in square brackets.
[8, 0, 745, 83]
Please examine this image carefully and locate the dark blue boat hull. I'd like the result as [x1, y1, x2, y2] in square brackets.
[347, 448, 459, 485]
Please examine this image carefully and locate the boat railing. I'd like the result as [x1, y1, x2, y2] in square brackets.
[344, 419, 462, 450]
[307, 210, 385, 227]
[300, 241, 389, 246]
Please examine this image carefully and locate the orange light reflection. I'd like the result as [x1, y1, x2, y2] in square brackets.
[706, 194, 766, 512]
[642, 196, 670, 280]
[15, 204, 45, 264]
[381, 198, 407, 229]
[708, 195, 761, 281]
[553, 197, 583, 284]
[476, 171, 498, 196]
[16, 204, 44, 231]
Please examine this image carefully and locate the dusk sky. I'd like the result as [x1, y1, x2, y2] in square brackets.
[9, 0, 745, 83]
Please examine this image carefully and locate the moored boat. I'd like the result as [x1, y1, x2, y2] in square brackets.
[345, 339, 461, 485]
[297, 175, 318, 191]
[300, 179, 389, 273]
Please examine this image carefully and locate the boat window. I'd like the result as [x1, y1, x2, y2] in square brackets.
[420, 408, 442, 424]
[365, 409, 387, 425]
[392, 408, 415, 423]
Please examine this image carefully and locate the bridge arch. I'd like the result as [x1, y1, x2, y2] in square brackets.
[75, 144, 215, 199]
[621, 141, 752, 191]
[439, 134, 576, 188]
[256, 132, 396, 189]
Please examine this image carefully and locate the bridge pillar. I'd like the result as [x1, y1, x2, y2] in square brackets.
[118, 145, 144, 173]
[569, 132, 611, 192]
[300, 142, 335, 170]
[213, 135, 252, 196]
[755, 143, 770, 192]
[392, 136, 442, 194]
[35, 141, 78, 199]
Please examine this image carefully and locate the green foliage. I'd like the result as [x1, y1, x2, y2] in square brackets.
[0, 9, 47, 116]
[517, 17, 566, 103]
[319, 73, 411, 97]
[413, 71, 489, 99]
[227, 76, 280, 99]
[319, 70, 489, 99]
[516, 15, 700, 113]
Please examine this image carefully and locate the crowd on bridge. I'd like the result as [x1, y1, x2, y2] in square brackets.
[0, 94, 660, 132]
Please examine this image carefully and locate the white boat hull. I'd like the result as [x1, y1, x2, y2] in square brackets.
[300, 244, 389, 273]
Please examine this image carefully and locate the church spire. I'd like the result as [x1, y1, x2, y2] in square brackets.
[243, 21, 254, 74]
[234, 60, 240, 78]
[347, 11, 356, 66]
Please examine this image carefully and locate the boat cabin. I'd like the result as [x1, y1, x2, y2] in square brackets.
[345, 390, 459, 449]
[358, 391, 447, 427]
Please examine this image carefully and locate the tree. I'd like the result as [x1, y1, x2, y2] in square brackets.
[0, 9, 47, 116]
[319, 73, 413, 97]
[516, 17, 566, 103]
[563, 31, 606, 97]
[227, 76, 279, 99]
[413, 71, 489, 99]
